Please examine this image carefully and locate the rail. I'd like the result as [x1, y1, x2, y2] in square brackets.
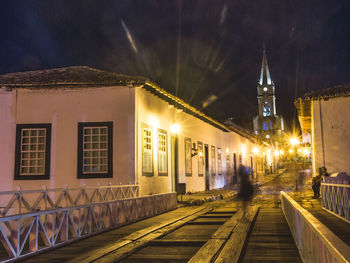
[0, 184, 139, 217]
[321, 182, 350, 222]
[280, 191, 350, 263]
[0, 192, 177, 262]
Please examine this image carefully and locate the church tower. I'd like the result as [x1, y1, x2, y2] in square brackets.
[253, 48, 284, 140]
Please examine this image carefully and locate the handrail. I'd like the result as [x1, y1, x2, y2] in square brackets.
[321, 183, 350, 187]
[0, 192, 177, 262]
[321, 182, 350, 222]
[0, 184, 139, 217]
[0, 184, 139, 195]
[280, 191, 350, 263]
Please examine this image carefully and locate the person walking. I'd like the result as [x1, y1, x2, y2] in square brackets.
[237, 165, 254, 220]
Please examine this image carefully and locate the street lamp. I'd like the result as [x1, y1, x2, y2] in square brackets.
[290, 137, 299, 146]
[170, 123, 180, 133]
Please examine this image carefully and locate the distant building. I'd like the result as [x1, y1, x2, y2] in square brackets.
[253, 49, 284, 141]
[0, 66, 261, 194]
[295, 84, 350, 175]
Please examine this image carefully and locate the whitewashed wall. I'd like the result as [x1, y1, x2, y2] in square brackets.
[0, 86, 135, 191]
[136, 87, 257, 195]
[311, 97, 350, 175]
[0, 85, 259, 195]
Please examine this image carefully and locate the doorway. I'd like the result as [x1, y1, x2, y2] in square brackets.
[204, 144, 209, 190]
[171, 135, 179, 192]
[233, 153, 237, 184]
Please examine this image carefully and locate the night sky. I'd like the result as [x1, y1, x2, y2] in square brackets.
[1, 0, 350, 130]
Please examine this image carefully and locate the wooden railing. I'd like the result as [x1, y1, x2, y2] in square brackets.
[0, 184, 139, 217]
[0, 192, 177, 262]
[280, 191, 350, 263]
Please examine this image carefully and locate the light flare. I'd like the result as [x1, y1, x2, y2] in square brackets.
[121, 20, 138, 53]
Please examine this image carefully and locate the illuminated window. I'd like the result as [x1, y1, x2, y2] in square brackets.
[142, 125, 153, 176]
[211, 146, 216, 176]
[263, 122, 272, 131]
[14, 124, 51, 180]
[78, 122, 113, 178]
[158, 129, 168, 176]
[217, 148, 222, 175]
[198, 142, 204, 176]
[263, 103, 271, 116]
[185, 138, 192, 176]
[263, 122, 268, 131]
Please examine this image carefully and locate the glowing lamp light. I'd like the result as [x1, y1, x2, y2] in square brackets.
[290, 137, 299, 146]
[297, 148, 302, 153]
[274, 150, 279, 156]
[253, 147, 259, 155]
[170, 123, 180, 134]
[279, 150, 284, 155]
[302, 148, 309, 156]
[266, 134, 270, 139]
[199, 152, 203, 157]
[149, 116, 159, 128]
[289, 149, 294, 154]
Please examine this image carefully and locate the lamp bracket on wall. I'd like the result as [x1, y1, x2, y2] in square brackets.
[191, 143, 198, 157]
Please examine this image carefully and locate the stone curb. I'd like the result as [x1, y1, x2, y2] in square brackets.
[178, 191, 236, 206]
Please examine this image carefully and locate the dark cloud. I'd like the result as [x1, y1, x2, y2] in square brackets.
[0, 0, 349, 130]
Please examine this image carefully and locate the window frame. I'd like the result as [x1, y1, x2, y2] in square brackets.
[157, 128, 168, 176]
[263, 103, 271, 117]
[226, 154, 230, 173]
[197, 141, 204, 177]
[142, 123, 154, 177]
[210, 145, 216, 176]
[14, 123, 52, 180]
[185, 137, 192, 177]
[77, 122, 113, 179]
[217, 147, 222, 175]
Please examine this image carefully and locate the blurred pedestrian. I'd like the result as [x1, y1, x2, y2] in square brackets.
[273, 174, 282, 208]
[237, 165, 254, 220]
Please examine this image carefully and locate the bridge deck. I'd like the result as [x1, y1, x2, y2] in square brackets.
[240, 207, 302, 263]
[18, 189, 350, 263]
[20, 205, 208, 263]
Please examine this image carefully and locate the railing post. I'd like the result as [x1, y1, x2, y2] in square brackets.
[29, 216, 37, 252]
[18, 186, 22, 215]
[16, 219, 20, 257]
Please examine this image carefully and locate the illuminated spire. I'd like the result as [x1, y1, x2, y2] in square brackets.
[259, 47, 272, 85]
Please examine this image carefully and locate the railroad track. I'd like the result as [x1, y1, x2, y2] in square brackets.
[62, 202, 302, 263]
[68, 203, 257, 263]
[239, 207, 302, 263]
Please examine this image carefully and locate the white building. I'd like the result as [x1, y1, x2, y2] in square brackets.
[295, 84, 350, 175]
[0, 66, 261, 195]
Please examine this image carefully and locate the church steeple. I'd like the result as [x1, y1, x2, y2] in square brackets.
[259, 48, 272, 85]
[253, 47, 284, 140]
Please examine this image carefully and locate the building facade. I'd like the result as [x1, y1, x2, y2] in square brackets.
[253, 49, 284, 141]
[295, 84, 350, 176]
[0, 66, 262, 195]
